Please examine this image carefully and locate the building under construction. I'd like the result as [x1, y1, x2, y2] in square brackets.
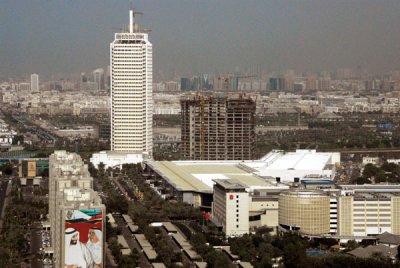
[181, 94, 256, 160]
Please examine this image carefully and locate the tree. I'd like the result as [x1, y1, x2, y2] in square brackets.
[345, 240, 358, 251]
[205, 250, 232, 268]
[362, 164, 380, 179]
[355, 177, 371, 185]
[360, 239, 375, 247]
[118, 249, 139, 268]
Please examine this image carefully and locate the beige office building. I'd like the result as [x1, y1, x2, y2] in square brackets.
[278, 186, 400, 238]
[337, 193, 400, 236]
[49, 151, 105, 268]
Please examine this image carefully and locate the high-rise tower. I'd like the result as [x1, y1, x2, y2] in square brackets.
[110, 7, 153, 156]
[181, 93, 256, 160]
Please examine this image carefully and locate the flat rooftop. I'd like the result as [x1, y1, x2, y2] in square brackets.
[146, 160, 286, 193]
[244, 149, 337, 171]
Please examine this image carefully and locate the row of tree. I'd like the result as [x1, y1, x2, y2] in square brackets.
[0, 179, 48, 266]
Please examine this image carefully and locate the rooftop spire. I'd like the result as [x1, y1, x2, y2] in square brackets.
[129, 3, 143, 33]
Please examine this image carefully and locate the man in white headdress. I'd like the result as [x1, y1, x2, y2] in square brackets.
[86, 228, 103, 268]
[65, 227, 93, 268]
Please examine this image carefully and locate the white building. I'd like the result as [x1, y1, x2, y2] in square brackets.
[212, 178, 288, 236]
[362, 157, 380, 166]
[92, 68, 104, 90]
[110, 7, 153, 156]
[31, 73, 39, 92]
[90, 151, 144, 169]
[242, 149, 340, 182]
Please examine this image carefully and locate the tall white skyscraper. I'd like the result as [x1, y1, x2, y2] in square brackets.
[110, 7, 153, 157]
[30, 73, 39, 92]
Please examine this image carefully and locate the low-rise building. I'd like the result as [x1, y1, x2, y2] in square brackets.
[278, 184, 400, 238]
[212, 178, 288, 236]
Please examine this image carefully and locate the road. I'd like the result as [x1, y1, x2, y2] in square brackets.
[30, 223, 43, 268]
[0, 179, 10, 230]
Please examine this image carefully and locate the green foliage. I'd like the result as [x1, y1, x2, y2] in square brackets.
[345, 240, 358, 251]
[118, 249, 139, 268]
[360, 239, 375, 247]
[359, 162, 400, 183]
[355, 176, 372, 185]
[0, 179, 48, 265]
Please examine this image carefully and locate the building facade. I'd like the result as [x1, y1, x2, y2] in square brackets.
[181, 94, 256, 160]
[110, 8, 153, 156]
[278, 190, 331, 235]
[49, 151, 105, 268]
[212, 178, 288, 236]
[278, 186, 400, 238]
[212, 180, 250, 236]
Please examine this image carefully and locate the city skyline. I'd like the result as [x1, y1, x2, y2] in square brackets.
[1, 0, 400, 79]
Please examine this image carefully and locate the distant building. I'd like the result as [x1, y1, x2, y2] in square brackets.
[17, 82, 30, 91]
[31, 73, 39, 92]
[93, 68, 104, 90]
[362, 157, 380, 166]
[18, 158, 49, 178]
[181, 94, 256, 160]
[269, 77, 285, 91]
[165, 81, 179, 91]
[180, 75, 210, 91]
[180, 78, 191, 91]
[97, 124, 111, 141]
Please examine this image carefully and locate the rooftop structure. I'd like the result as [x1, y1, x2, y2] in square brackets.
[242, 149, 340, 182]
[145, 159, 289, 208]
[347, 244, 397, 259]
[134, 234, 158, 261]
[90, 150, 144, 169]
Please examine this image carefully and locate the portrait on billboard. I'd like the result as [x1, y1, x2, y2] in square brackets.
[65, 209, 103, 268]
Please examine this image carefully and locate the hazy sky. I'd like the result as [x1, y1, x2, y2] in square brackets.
[1, 0, 400, 79]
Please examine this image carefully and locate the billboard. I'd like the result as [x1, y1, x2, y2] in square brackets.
[64, 209, 103, 268]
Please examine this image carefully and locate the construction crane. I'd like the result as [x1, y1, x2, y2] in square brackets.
[129, 4, 152, 33]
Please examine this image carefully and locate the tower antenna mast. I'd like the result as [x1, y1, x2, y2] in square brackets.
[129, 2, 144, 33]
